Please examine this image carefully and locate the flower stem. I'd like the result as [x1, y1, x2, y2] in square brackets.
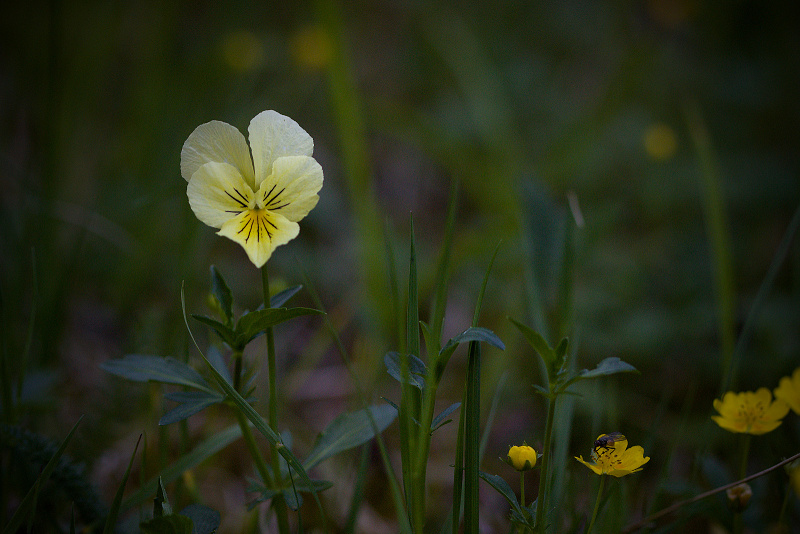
[261, 265, 290, 533]
[534, 394, 557, 533]
[586, 475, 606, 534]
[733, 434, 751, 534]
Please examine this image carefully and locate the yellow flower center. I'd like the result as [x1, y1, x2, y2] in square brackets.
[738, 400, 766, 431]
[236, 208, 277, 244]
[595, 447, 625, 472]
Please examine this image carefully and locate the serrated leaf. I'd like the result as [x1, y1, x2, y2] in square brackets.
[101, 355, 215, 394]
[303, 405, 398, 470]
[210, 265, 233, 325]
[508, 318, 555, 366]
[479, 471, 526, 521]
[179, 504, 220, 534]
[384, 352, 427, 389]
[234, 307, 323, 348]
[139, 514, 193, 534]
[431, 402, 461, 432]
[270, 285, 303, 308]
[160, 391, 225, 426]
[190, 315, 236, 347]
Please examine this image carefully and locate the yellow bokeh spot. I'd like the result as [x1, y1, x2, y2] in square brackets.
[643, 123, 678, 161]
[290, 25, 333, 71]
[221, 30, 264, 72]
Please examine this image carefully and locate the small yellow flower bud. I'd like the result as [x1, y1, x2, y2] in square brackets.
[726, 483, 753, 512]
[507, 445, 537, 471]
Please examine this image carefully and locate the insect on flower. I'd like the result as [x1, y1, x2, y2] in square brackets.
[593, 432, 626, 457]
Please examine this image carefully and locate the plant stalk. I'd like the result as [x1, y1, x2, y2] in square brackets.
[535, 393, 557, 533]
[586, 475, 606, 534]
[261, 266, 290, 533]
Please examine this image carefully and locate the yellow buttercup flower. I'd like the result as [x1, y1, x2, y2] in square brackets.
[575, 434, 650, 477]
[181, 110, 323, 268]
[711, 388, 789, 435]
[507, 444, 537, 471]
[774, 367, 800, 415]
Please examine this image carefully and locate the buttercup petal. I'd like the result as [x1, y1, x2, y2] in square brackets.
[187, 162, 254, 228]
[775, 368, 800, 414]
[257, 155, 323, 222]
[181, 120, 255, 189]
[249, 110, 314, 188]
[218, 209, 299, 268]
[575, 456, 604, 476]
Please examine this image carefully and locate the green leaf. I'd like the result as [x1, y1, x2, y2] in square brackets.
[121, 424, 242, 512]
[508, 317, 556, 367]
[139, 514, 193, 534]
[303, 405, 398, 470]
[104, 434, 141, 534]
[269, 285, 303, 308]
[205, 345, 232, 386]
[101, 354, 215, 394]
[281, 480, 334, 511]
[190, 315, 236, 347]
[179, 504, 220, 534]
[210, 265, 233, 325]
[181, 287, 328, 525]
[431, 402, 461, 432]
[561, 357, 638, 390]
[437, 327, 504, 381]
[160, 391, 225, 426]
[1, 417, 83, 534]
[443, 327, 505, 353]
[153, 477, 172, 517]
[478, 471, 526, 521]
[234, 307, 323, 348]
[384, 352, 427, 390]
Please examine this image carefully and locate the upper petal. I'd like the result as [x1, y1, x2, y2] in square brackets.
[249, 110, 314, 188]
[181, 120, 256, 189]
[218, 209, 300, 268]
[257, 155, 323, 222]
[187, 162, 255, 228]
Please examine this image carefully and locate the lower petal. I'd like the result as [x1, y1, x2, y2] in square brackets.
[218, 209, 299, 268]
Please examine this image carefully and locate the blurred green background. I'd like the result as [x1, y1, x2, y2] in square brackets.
[2, 0, 799, 531]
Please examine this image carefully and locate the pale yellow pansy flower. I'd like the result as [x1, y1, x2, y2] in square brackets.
[575, 434, 650, 477]
[711, 388, 789, 435]
[181, 110, 323, 268]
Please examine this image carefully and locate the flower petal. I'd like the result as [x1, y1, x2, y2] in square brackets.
[181, 120, 256, 189]
[187, 162, 255, 228]
[249, 110, 314, 188]
[218, 209, 299, 268]
[257, 156, 323, 222]
[575, 456, 604, 475]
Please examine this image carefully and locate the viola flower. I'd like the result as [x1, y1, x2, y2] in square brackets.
[575, 434, 650, 477]
[774, 367, 800, 415]
[181, 110, 323, 268]
[507, 444, 537, 471]
[711, 388, 789, 435]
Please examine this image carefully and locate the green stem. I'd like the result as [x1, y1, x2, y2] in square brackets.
[261, 266, 290, 533]
[733, 434, 751, 534]
[535, 394, 557, 533]
[586, 475, 606, 534]
[520, 470, 526, 509]
[234, 408, 274, 488]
